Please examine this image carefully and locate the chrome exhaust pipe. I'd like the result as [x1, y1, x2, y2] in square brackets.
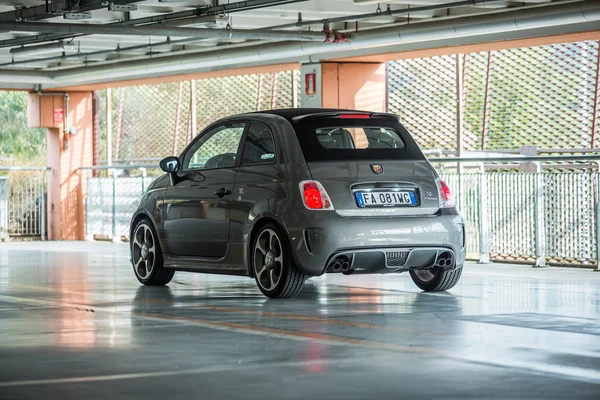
[435, 251, 454, 267]
[332, 262, 341, 271]
[341, 261, 350, 271]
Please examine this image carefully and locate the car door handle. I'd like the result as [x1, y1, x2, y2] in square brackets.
[214, 188, 232, 198]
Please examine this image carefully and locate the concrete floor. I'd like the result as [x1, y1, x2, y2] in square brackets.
[0, 242, 599, 399]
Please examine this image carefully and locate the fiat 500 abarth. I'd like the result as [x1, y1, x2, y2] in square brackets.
[130, 109, 465, 298]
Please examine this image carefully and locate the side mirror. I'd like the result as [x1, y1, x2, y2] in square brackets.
[160, 156, 180, 174]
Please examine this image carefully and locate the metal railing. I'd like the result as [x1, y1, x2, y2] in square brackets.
[0, 166, 50, 240]
[81, 165, 158, 240]
[432, 155, 600, 270]
[83, 157, 600, 269]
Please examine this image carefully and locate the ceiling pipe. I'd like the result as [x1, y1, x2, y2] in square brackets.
[0, 0, 497, 49]
[0, 21, 331, 42]
[13, 0, 600, 86]
[0, 0, 141, 22]
[0, 0, 541, 69]
[269, 0, 505, 30]
[0, 70, 52, 84]
[9, 41, 78, 55]
[0, 0, 310, 48]
[0, 37, 208, 68]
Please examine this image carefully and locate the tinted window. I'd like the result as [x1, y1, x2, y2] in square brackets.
[182, 123, 245, 171]
[316, 127, 405, 150]
[293, 116, 425, 162]
[241, 122, 276, 166]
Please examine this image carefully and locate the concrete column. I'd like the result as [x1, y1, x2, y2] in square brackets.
[28, 92, 93, 240]
[300, 62, 386, 112]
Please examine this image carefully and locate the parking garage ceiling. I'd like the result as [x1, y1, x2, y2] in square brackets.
[0, 0, 598, 89]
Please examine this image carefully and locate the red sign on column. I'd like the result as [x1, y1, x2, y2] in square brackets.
[305, 73, 316, 96]
[53, 108, 64, 122]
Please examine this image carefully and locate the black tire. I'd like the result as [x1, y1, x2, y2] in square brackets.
[409, 266, 463, 292]
[252, 223, 306, 298]
[131, 218, 174, 286]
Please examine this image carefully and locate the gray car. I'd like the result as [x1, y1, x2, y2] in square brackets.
[129, 109, 466, 298]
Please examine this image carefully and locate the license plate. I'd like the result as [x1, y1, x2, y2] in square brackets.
[355, 191, 417, 207]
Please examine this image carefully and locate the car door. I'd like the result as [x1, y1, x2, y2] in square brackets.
[230, 121, 279, 243]
[163, 122, 246, 258]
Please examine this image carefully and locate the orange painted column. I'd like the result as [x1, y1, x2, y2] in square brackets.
[300, 62, 387, 112]
[28, 92, 93, 240]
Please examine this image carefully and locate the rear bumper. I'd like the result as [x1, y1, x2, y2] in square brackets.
[281, 208, 466, 276]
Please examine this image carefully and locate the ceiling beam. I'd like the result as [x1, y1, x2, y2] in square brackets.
[44, 0, 600, 86]
[0, 0, 142, 22]
[0, 0, 309, 48]
[0, 21, 328, 41]
[269, 0, 506, 30]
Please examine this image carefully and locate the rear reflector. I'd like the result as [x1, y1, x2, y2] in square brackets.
[338, 114, 371, 119]
[299, 180, 335, 210]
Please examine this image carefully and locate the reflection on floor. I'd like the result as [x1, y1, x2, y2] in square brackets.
[0, 241, 599, 399]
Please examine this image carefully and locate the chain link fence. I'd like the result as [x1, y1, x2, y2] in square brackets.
[97, 38, 600, 161]
[98, 70, 300, 165]
[389, 40, 600, 153]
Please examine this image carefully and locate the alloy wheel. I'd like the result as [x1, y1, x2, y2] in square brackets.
[132, 223, 156, 280]
[414, 268, 436, 282]
[254, 229, 284, 291]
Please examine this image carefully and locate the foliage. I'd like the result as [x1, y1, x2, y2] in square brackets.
[0, 91, 46, 166]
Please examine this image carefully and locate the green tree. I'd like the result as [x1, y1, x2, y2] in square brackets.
[0, 91, 46, 166]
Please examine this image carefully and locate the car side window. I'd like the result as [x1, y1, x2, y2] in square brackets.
[241, 122, 276, 166]
[182, 123, 246, 171]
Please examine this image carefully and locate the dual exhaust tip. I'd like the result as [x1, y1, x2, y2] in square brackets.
[436, 251, 454, 268]
[332, 260, 350, 272]
[328, 256, 352, 274]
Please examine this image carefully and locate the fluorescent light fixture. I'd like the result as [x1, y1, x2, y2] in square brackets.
[10, 41, 78, 56]
[108, 3, 138, 11]
[63, 12, 92, 20]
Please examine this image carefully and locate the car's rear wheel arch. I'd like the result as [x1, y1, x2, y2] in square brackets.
[247, 216, 292, 277]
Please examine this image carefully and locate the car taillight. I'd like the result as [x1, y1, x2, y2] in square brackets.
[436, 179, 454, 208]
[300, 181, 334, 210]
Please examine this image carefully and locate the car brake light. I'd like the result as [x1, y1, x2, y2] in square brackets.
[300, 181, 334, 210]
[338, 114, 371, 119]
[436, 179, 454, 208]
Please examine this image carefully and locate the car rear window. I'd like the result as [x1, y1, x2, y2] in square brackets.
[293, 116, 425, 162]
[316, 127, 405, 150]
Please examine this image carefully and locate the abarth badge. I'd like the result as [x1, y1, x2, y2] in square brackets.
[370, 164, 383, 174]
